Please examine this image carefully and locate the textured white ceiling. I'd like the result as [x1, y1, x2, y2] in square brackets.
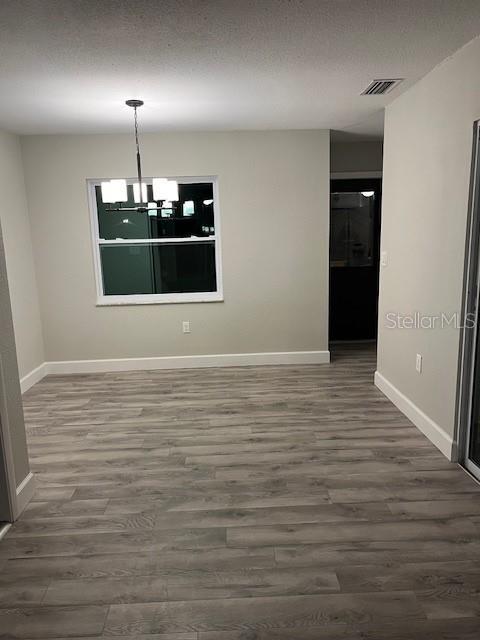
[1, 0, 480, 137]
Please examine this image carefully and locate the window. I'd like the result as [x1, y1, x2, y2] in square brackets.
[88, 177, 223, 305]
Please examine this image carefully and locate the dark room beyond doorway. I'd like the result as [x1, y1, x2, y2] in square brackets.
[329, 177, 382, 342]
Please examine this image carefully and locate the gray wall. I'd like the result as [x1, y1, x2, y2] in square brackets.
[21, 130, 330, 362]
[0, 131, 44, 379]
[330, 141, 383, 173]
[377, 34, 480, 442]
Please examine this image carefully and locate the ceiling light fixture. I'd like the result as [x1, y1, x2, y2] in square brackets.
[361, 191, 375, 197]
[101, 100, 179, 213]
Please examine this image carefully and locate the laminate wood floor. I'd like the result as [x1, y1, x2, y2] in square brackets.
[1, 345, 480, 639]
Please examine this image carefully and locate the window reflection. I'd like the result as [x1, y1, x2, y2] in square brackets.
[96, 182, 215, 240]
[330, 192, 375, 267]
[101, 242, 217, 295]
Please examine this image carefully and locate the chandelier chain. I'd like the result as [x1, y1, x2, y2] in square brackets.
[133, 106, 143, 190]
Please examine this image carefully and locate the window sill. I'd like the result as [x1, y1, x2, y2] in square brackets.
[96, 292, 224, 306]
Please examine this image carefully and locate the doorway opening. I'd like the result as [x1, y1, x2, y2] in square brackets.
[329, 177, 382, 344]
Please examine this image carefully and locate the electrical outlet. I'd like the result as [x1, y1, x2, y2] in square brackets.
[182, 321, 191, 334]
[416, 353, 422, 373]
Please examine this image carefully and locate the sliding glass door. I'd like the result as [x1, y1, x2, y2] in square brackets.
[466, 325, 480, 479]
[459, 120, 480, 482]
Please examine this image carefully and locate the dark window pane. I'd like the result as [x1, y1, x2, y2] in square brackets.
[96, 183, 215, 241]
[101, 242, 217, 296]
[330, 192, 374, 267]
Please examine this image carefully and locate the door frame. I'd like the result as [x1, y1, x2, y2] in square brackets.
[455, 120, 480, 480]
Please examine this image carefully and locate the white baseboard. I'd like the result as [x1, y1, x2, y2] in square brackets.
[0, 523, 11, 541]
[20, 351, 330, 388]
[46, 350, 330, 374]
[15, 472, 35, 517]
[20, 362, 47, 394]
[374, 370, 455, 460]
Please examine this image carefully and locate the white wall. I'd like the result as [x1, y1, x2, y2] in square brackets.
[21, 130, 330, 363]
[377, 35, 480, 455]
[330, 141, 383, 174]
[0, 131, 44, 380]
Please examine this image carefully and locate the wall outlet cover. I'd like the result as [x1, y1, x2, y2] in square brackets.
[416, 353, 422, 373]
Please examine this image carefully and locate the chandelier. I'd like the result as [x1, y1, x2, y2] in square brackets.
[100, 100, 178, 212]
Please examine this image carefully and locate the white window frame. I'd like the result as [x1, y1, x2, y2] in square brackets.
[87, 176, 224, 306]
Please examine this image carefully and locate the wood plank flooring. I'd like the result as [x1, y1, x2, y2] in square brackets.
[1, 344, 480, 638]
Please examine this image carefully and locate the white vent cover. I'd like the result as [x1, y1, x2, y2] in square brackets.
[361, 79, 403, 95]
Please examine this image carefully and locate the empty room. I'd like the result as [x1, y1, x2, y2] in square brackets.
[2, 1, 480, 638]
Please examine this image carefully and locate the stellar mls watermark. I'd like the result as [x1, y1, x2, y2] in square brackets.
[385, 312, 476, 330]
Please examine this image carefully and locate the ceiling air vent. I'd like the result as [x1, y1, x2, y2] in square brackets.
[361, 79, 403, 95]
